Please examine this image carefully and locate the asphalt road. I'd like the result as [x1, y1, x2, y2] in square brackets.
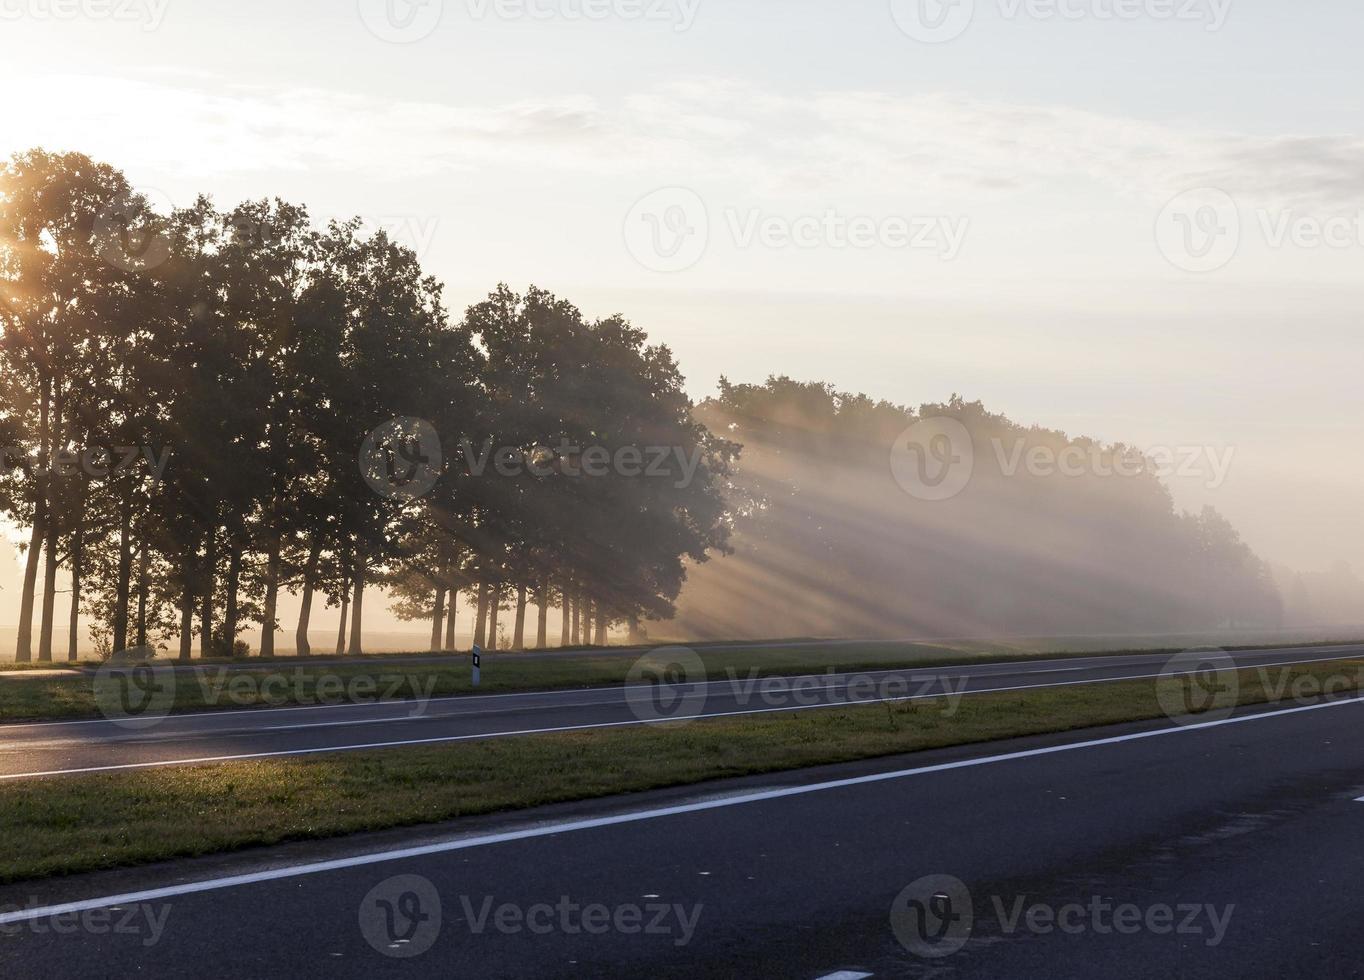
[1, 643, 1361, 780]
[4, 689, 1364, 977]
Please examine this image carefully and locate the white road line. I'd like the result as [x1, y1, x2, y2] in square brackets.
[1, 693, 1359, 926]
[815, 973, 874, 980]
[3, 645, 1356, 735]
[4, 655, 1363, 778]
[2, 644, 1353, 737]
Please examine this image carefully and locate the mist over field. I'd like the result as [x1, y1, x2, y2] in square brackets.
[660, 377, 1360, 642]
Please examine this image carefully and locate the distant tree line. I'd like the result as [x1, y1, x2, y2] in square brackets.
[674, 378, 1282, 639]
[0, 149, 736, 661]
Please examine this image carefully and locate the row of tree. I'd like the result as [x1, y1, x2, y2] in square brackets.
[672, 378, 1282, 638]
[0, 149, 736, 661]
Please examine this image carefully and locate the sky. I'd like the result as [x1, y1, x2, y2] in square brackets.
[0, 0, 1361, 635]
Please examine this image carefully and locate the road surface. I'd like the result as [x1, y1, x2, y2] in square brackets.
[0, 643, 1360, 780]
[2, 690, 1363, 977]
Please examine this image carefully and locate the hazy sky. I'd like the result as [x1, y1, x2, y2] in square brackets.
[1, 0, 1361, 631]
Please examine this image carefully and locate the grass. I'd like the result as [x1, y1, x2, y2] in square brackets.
[5, 637, 1361, 724]
[0, 641, 1090, 723]
[3, 656, 1362, 884]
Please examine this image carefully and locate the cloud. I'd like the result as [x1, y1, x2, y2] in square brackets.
[8, 73, 1364, 211]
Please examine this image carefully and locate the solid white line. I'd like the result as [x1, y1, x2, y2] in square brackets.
[4, 654, 1362, 778]
[814, 973, 874, 980]
[1, 693, 1360, 926]
[1, 645, 1357, 736]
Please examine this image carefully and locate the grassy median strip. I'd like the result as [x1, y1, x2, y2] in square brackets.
[3, 657, 1363, 884]
[4, 639, 1362, 724]
[0, 641, 1098, 723]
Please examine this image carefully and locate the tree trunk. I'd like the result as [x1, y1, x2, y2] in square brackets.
[222, 547, 242, 655]
[135, 533, 149, 648]
[486, 590, 500, 652]
[178, 579, 194, 661]
[536, 579, 549, 649]
[296, 540, 320, 657]
[594, 608, 607, 646]
[444, 590, 457, 650]
[627, 615, 642, 645]
[580, 596, 592, 646]
[474, 581, 489, 648]
[336, 592, 349, 656]
[37, 519, 59, 662]
[15, 519, 42, 663]
[347, 568, 364, 655]
[512, 584, 527, 651]
[199, 529, 215, 658]
[430, 587, 446, 651]
[559, 583, 570, 647]
[112, 498, 132, 654]
[259, 535, 281, 658]
[178, 542, 195, 661]
[67, 536, 82, 662]
[18, 379, 51, 663]
[570, 589, 580, 648]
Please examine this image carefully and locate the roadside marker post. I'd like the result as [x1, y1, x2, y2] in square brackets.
[471, 645, 482, 687]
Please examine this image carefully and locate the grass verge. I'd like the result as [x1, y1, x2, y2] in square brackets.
[4, 639, 1362, 724]
[4, 657, 1363, 884]
[0, 641, 1107, 723]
